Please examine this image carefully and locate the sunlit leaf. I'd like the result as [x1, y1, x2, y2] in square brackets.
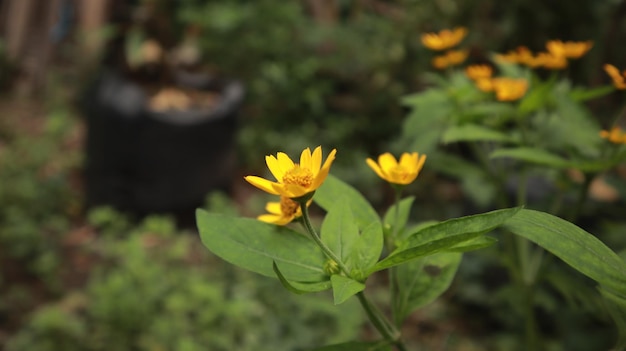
[196, 210, 327, 282]
[316, 174, 379, 231]
[321, 198, 360, 268]
[504, 209, 626, 295]
[370, 208, 520, 273]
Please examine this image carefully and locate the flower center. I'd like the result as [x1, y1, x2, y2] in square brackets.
[279, 196, 299, 216]
[282, 165, 314, 188]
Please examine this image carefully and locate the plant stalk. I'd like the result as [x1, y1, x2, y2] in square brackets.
[357, 292, 407, 351]
[299, 202, 351, 276]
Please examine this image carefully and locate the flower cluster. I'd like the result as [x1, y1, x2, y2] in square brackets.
[245, 147, 428, 225]
[421, 27, 469, 69]
[496, 40, 592, 69]
[465, 64, 528, 101]
[245, 146, 336, 225]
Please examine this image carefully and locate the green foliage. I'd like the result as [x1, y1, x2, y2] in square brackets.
[7, 214, 363, 351]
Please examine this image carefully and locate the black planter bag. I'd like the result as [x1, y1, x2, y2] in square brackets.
[82, 69, 244, 220]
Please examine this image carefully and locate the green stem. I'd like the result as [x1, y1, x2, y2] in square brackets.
[299, 202, 351, 276]
[523, 282, 538, 351]
[298, 201, 407, 350]
[389, 187, 402, 326]
[357, 292, 407, 351]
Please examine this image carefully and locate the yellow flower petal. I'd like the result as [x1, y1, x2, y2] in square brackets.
[310, 146, 323, 175]
[399, 152, 417, 171]
[258, 214, 291, 225]
[266, 155, 285, 182]
[265, 201, 282, 215]
[378, 153, 398, 172]
[311, 148, 336, 190]
[244, 176, 281, 195]
[300, 147, 312, 171]
[277, 152, 295, 172]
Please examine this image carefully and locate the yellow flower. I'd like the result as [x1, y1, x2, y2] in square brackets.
[421, 27, 468, 51]
[475, 78, 494, 92]
[366, 152, 427, 185]
[465, 64, 493, 80]
[604, 64, 626, 90]
[491, 78, 528, 101]
[244, 146, 337, 199]
[258, 196, 312, 225]
[432, 49, 469, 69]
[600, 126, 626, 144]
[534, 52, 568, 70]
[546, 40, 593, 59]
[495, 46, 533, 65]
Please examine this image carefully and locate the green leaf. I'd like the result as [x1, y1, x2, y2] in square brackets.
[331, 275, 365, 305]
[518, 76, 555, 115]
[569, 85, 614, 102]
[273, 261, 331, 294]
[490, 147, 571, 168]
[370, 231, 481, 273]
[504, 209, 626, 295]
[442, 124, 518, 144]
[490, 147, 624, 172]
[393, 253, 462, 324]
[309, 340, 392, 351]
[370, 208, 520, 273]
[315, 174, 379, 231]
[405, 207, 520, 248]
[196, 210, 327, 282]
[321, 198, 360, 267]
[347, 221, 384, 280]
[383, 196, 414, 240]
[446, 236, 498, 252]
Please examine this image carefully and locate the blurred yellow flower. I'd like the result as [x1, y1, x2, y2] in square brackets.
[534, 52, 568, 70]
[496, 47, 568, 70]
[604, 64, 626, 90]
[546, 40, 593, 59]
[432, 49, 469, 69]
[421, 27, 468, 51]
[465, 64, 493, 80]
[600, 126, 626, 144]
[495, 46, 533, 65]
[258, 196, 312, 225]
[366, 152, 427, 185]
[492, 78, 528, 101]
[244, 146, 337, 199]
[475, 78, 494, 92]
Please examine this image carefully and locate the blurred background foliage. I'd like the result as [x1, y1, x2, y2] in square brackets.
[1, 0, 626, 350]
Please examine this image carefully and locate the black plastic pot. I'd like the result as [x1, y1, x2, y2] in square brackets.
[81, 69, 244, 220]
